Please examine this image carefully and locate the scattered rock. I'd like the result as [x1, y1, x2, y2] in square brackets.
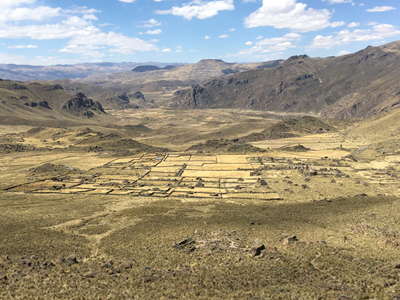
[251, 239, 265, 257]
[65, 255, 78, 265]
[118, 261, 133, 269]
[102, 262, 114, 269]
[281, 234, 298, 245]
[173, 237, 194, 250]
[355, 193, 368, 197]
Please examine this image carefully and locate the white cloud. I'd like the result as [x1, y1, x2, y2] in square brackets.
[367, 6, 396, 12]
[145, 29, 162, 34]
[190, 49, 199, 52]
[229, 28, 236, 32]
[205, 35, 211, 39]
[161, 48, 172, 53]
[227, 33, 301, 58]
[337, 50, 350, 56]
[330, 21, 346, 28]
[137, 19, 161, 27]
[60, 45, 105, 58]
[245, 41, 253, 45]
[256, 35, 263, 40]
[119, 0, 136, 3]
[309, 23, 400, 49]
[348, 22, 360, 28]
[176, 46, 182, 53]
[244, 0, 336, 32]
[99, 23, 113, 27]
[0, 10, 158, 56]
[150, 39, 159, 43]
[256, 33, 302, 46]
[219, 34, 229, 38]
[359, 3, 364, 7]
[322, 0, 352, 4]
[156, 0, 234, 20]
[225, 50, 284, 61]
[83, 14, 98, 20]
[269, 41, 296, 51]
[63, 6, 100, 15]
[0, 6, 61, 23]
[0, 0, 35, 10]
[69, 31, 158, 54]
[8, 44, 37, 49]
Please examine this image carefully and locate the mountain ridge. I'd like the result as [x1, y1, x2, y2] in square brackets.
[172, 41, 400, 119]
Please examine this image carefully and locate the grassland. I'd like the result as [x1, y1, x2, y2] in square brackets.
[1, 108, 400, 299]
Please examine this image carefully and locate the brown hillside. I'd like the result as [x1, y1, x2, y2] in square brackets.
[172, 42, 400, 119]
[0, 80, 111, 126]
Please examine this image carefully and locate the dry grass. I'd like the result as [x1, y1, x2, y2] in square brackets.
[2, 109, 400, 299]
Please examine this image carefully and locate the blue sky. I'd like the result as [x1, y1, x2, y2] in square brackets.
[0, 0, 399, 65]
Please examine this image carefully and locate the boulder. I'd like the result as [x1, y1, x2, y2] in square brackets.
[251, 239, 265, 257]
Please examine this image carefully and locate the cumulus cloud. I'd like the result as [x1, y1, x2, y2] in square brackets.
[244, 0, 337, 32]
[322, 0, 352, 4]
[309, 23, 400, 49]
[0, 15, 158, 55]
[145, 29, 162, 34]
[219, 34, 229, 38]
[0, 6, 61, 23]
[226, 33, 301, 58]
[60, 45, 105, 58]
[156, 0, 234, 20]
[137, 19, 161, 27]
[63, 6, 100, 15]
[337, 50, 350, 56]
[205, 35, 211, 39]
[256, 33, 302, 46]
[348, 22, 360, 28]
[119, 0, 136, 3]
[0, 0, 35, 9]
[367, 6, 396, 12]
[161, 48, 172, 53]
[8, 44, 37, 49]
[330, 21, 346, 28]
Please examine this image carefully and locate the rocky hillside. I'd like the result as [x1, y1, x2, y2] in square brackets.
[79, 59, 283, 94]
[50, 79, 143, 110]
[0, 80, 111, 126]
[172, 41, 400, 119]
[0, 62, 181, 81]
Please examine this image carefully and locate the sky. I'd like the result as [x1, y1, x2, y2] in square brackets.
[0, 0, 399, 65]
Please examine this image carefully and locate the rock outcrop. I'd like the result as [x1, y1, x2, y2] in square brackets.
[62, 93, 105, 117]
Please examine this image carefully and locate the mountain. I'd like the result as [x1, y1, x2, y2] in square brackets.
[79, 59, 283, 94]
[0, 79, 111, 126]
[0, 62, 183, 81]
[172, 41, 400, 119]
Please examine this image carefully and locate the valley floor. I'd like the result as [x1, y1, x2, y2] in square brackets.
[1, 109, 400, 299]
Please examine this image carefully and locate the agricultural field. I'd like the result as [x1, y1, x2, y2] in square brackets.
[1, 108, 400, 299]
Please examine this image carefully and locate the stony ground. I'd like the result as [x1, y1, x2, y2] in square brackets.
[1, 191, 400, 299]
[2, 110, 400, 299]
